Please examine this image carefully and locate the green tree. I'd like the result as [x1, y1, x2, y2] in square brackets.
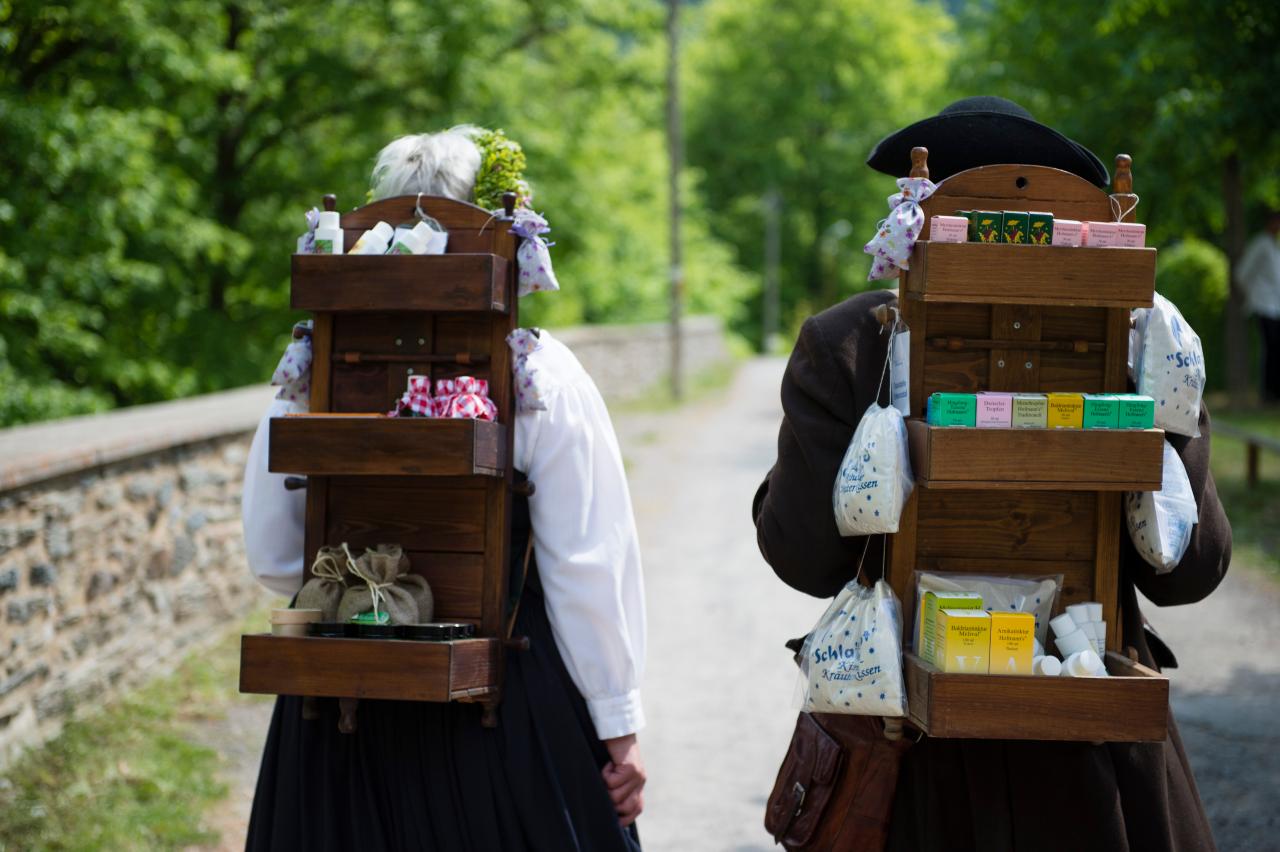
[685, 0, 955, 345]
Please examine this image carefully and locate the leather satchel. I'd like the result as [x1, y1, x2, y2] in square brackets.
[764, 712, 910, 851]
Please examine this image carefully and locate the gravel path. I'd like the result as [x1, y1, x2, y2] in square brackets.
[202, 357, 1279, 850]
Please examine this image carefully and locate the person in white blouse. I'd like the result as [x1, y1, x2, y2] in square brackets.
[1239, 209, 1280, 401]
[241, 128, 647, 851]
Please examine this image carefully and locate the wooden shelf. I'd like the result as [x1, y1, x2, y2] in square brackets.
[292, 253, 510, 314]
[907, 420, 1163, 490]
[904, 241, 1155, 308]
[905, 652, 1168, 742]
[269, 415, 507, 477]
[240, 634, 500, 702]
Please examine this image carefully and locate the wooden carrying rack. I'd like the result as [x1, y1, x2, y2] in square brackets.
[239, 193, 523, 726]
[884, 149, 1170, 742]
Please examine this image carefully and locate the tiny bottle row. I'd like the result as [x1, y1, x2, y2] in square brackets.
[929, 212, 1146, 247]
[298, 212, 449, 256]
[926, 392, 1155, 429]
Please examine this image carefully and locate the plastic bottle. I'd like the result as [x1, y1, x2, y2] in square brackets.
[313, 211, 344, 254]
[389, 224, 429, 255]
[1032, 655, 1062, 676]
[1060, 649, 1104, 677]
[349, 221, 393, 255]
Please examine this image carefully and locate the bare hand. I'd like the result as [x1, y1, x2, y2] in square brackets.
[601, 733, 646, 827]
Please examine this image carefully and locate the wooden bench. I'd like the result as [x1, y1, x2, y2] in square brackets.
[1213, 420, 1280, 488]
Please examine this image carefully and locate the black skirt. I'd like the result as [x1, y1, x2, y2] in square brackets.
[245, 561, 642, 852]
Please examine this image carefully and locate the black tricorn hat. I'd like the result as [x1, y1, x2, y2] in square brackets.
[866, 96, 1110, 188]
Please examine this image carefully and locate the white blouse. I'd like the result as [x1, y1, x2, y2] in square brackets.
[240, 331, 647, 740]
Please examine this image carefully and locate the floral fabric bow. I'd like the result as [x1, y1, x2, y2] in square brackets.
[506, 328, 547, 412]
[271, 336, 313, 404]
[434, 376, 498, 421]
[295, 207, 320, 254]
[510, 208, 561, 297]
[863, 177, 937, 281]
[389, 375, 435, 417]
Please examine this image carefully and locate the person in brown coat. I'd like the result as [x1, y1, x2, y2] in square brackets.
[753, 98, 1232, 852]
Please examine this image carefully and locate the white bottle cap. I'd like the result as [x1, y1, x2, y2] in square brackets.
[1062, 649, 1102, 677]
[1032, 655, 1062, 676]
[318, 211, 341, 229]
[1086, 602, 1103, 623]
[1065, 603, 1092, 627]
[1055, 628, 1093, 658]
[1050, 612, 1079, 638]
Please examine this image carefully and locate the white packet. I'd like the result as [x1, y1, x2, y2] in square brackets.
[796, 579, 906, 717]
[1132, 293, 1205, 437]
[1126, 439, 1198, 573]
[832, 403, 914, 536]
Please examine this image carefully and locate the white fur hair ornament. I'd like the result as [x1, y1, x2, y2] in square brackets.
[370, 126, 482, 202]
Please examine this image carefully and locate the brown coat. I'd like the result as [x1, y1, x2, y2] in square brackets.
[753, 289, 1231, 852]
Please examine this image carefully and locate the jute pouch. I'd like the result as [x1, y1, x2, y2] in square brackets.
[337, 544, 433, 625]
[294, 546, 349, 621]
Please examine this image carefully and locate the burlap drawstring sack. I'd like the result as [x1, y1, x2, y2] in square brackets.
[294, 546, 350, 621]
[337, 543, 434, 625]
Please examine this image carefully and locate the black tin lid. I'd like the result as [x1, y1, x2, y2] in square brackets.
[355, 623, 397, 640]
[307, 622, 347, 638]
[437, 622, 476, 639]
[398, 623, 451, 641]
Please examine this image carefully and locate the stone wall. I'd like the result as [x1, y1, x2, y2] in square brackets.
[0, 317, 730, 768]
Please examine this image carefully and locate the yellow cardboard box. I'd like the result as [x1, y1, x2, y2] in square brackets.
[918, 591, 984, 666]
[1046, 393, 1084, 429]
[989, 611, 1035, 675]
[935, 609, 991, 674]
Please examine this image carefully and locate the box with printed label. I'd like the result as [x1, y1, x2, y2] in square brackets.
[1011, 393, 1048, 428]
[973, 211, 1004, 244]
[1082, 394, 1120, 429]
[1028, 212, 1054, 245]
[1046, 393, 1084, 429]
[934, 609, 991, 674]
[1002, 211, 1029, 245]
[988, 611, 1035, 675]
[1112, 394, 1156, 429]
[927, 393, 977, 427]
[919, 591, 984, 665]
[976, 392, 1013, 428]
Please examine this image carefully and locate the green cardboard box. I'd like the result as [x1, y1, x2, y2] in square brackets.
[927, 393, 977, 427]
[1011, 393, 1048, 428]
[973, 211, 1003, 244]
[954, 210, 974, 241]
[1028, 211, 1054, 245]
[1082, 394, 1120, 429]
[1111, 394, 1156, 429]
[1002, 211, 1029, 245]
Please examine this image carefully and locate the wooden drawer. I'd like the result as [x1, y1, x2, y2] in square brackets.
[292, 253, 510, 313]
[269, 415, 507, 477]
[905, 652, 1168, 742]
[904, 242, 1155, 308]
[906, 420, 1163, 490]
[240, 634, 501, 702]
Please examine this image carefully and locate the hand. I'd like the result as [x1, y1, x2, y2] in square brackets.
[601, 733, 646, 827]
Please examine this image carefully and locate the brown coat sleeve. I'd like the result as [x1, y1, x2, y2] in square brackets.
[752, 290, 897, 597]
[1121, 403, 1232, 606]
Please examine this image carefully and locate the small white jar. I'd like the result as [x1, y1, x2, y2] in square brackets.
[349, 221, 393, 255]
[313, 211, 344, 254]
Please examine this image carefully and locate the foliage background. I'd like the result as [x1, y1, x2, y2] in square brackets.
[1, 0, 1277, 426]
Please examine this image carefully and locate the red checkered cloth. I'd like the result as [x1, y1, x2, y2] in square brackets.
[389, 375, 435, 417]
[434, 376, 498, 421]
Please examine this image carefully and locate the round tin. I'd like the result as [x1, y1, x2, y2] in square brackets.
[355, 623, 397, 640]
[307, 622, 347, 638]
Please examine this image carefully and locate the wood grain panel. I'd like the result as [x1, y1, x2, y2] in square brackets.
[1040, 307, 1107, 341]
[292, 254, 509, 313]
[917, 489, 1098, 561]
[406, 551, 485, 620]
[331, 363, 390, 412]
[922, 349, 987, 395]
[905, 652, 1168, 741]
[333, 313, 435, 353]
[269, 416, 507, 477]
[1039, 351, 1105, 392]
[908, 421, 1164, 490]
[924, 303, 989, 338]
[240, 635, 500, 701]
[904, 243, 1155, 308]
[327, 478, 487, 553]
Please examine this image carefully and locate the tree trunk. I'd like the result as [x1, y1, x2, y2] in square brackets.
[1223, 152, 1250, 407]
[665, 0, 684, 400]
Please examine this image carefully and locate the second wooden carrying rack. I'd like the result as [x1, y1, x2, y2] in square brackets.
[240, 192, 527, 728]
[883, 148, 1170, 742]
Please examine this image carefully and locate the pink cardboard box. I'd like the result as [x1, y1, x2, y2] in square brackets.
[930, 215, 969, 243]
[1115, 222, 1146, 247]
[1083, 221, 1120, 247]
[1051, 219, 1084, 247]
[976, 392, 1013, 428]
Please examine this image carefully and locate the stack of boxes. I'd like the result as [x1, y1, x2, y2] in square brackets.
[926, 392, 1155, 429]
[928, 213, 1146, 247]
[917, 592, 1036, 676]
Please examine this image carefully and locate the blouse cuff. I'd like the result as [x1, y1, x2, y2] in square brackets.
[587, 689, 646, 741]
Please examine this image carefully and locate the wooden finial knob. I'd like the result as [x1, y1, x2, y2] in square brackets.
[910, 147, 930, 180]
[502, 191, 517, 218]
[322, 194, 337, 212]
[1113, 154, 1133, 195]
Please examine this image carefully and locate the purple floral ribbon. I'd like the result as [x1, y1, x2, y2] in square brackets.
[271, 337, 312, 403]
[506, 328, 547, 412]
[863, 177, 937, 281]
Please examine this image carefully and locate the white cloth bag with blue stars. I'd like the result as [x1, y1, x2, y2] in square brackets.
[832, 401, 914, 536]
[797, 577, 907, 718]
[1132, 292, 1205, 438]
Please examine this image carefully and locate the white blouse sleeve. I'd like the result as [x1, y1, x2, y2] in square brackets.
[241, 397, 308, 597]
[519, 376, 647, 741]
